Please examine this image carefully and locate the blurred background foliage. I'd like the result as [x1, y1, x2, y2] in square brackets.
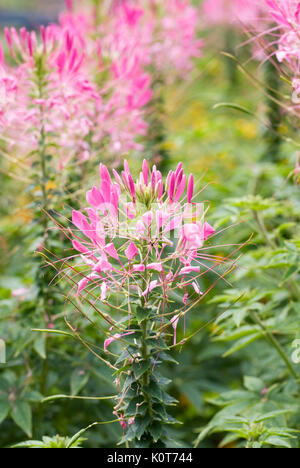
[0, 0, 300, 449]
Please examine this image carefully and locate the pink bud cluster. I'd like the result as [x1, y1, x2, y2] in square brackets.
[69, 160, 216, 345]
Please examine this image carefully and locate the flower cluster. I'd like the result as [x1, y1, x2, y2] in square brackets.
[260, 0, 300, 94]
[69, 160, 217, 345]
[0, 0, 202, 166]
[201, 0, 262, 28]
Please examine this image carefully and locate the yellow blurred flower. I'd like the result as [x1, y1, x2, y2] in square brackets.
[46, 180, 57, 191]
[235, 119, 257, 139]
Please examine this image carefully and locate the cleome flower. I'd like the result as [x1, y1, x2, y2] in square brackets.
[67, 160, 226, 345]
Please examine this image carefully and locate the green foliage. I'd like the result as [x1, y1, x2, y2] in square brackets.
[12, 434, 85, 449]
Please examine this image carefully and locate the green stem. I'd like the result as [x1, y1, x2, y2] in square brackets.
[252, 210, 276, 250]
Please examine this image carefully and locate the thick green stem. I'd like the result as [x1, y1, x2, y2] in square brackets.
[116, 302, 177, 448]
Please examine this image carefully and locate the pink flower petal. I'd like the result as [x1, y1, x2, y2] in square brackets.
[142, 280, 158, 296]
[171, 314, 180, 345]
[104, 331, 134, 351]
[179, 266, 200, 275]
[146, 262, 163, 272]
[132, 264, 145, 272]
[187, 174, 194, 203]
[202, 222, 215, 240]
[142, 211, 153, 228]
[105, 242, 119, 260]
[125, 242, 139, 260]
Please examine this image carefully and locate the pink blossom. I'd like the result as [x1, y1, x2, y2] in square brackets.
[147, 262, 163, 272]
[143, 280, 159, 297]
[179, 266, 201, 275]
[125, 242, 139, 261]
[11, 287, 30, 298]
[203, 222, 216, 240]
[104, 331, 135, 351]
[70, 161, 219, 313]
[192, 281, 202, 295]
[132, 264, 146, 272]
[171, 314, 180, 345]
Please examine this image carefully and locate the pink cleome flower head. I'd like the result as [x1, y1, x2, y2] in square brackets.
[261, 0, 300, 86]
[68, 160, 221, 346]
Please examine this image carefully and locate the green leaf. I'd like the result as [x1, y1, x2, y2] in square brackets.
[33, 334, 46, 359]
[11, 401, 32, 437]
[264, 436, 291, 448]
[149, 421, 163, 442]
[0, 400, 10, 424]
[213, 102, 255, 117]
[146, 381, 162, 401]
[134, 415, 151, 440]
[222, 333, 262, 357]
[118, 426, 136, 445]
[233, 309, 247, 327]
[136, 306, 150, 323]
[255, 410, 293, 423]
[23, 391, 43, 403]
[70, 370, 89, 396]
[158, 352, 179, 365]
[160, 391, 178, 406]
[243, 376, 264, 393]
[66, 422, 99, 448]
[181, 383, 203, 410]
[132, 360, 151, 380]
[11, 440, 46, 448]
[280, 265, 299, 284]
[126, 396, 144, 415]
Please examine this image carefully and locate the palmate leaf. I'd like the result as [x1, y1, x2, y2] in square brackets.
[11, 401, 32, 437]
